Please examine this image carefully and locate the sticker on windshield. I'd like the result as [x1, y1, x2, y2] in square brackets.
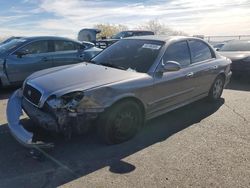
[142, 44, 161, 50]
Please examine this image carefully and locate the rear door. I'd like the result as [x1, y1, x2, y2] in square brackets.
[52, 40, 85, 67]
[187, 39, 218, 95]
[5, 40, 53, 83]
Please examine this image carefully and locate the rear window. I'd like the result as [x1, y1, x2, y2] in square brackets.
[54, 40, 78, 52]
[189, 40, 213, 63]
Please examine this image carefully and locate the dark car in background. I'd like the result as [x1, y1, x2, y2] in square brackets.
[218, 40, 250, 76]
[96, 30, 154, 49]
[7, 36, 232, 148]
[0, 36, 102, 87]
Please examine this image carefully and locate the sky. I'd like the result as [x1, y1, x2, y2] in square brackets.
[1, 0, 250, 39]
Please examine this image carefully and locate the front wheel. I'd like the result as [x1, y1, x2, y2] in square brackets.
[208, 75, 225, 101]
[98, 101, 144, 144]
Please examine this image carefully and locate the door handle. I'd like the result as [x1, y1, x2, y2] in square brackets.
[79, 54, 85, 59]
[186, 72, 194, 77]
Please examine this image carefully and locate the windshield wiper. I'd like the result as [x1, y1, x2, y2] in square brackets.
[99, 62, 126, 70]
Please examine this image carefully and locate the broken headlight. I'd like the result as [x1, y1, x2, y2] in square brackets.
[47, 91, 84, 112]
[61, 91, 85, 112]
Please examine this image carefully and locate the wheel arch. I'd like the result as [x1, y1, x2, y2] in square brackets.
[217, 72, 226, 81]
[216, 72, 226, 88]
[108, 96, 146, 118]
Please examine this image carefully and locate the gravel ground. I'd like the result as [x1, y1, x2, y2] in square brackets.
[0, 78, 249, 188]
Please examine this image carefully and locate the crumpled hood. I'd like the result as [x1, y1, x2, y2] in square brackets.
[219, 51, 250, 61]
[26, 63, 145, 98]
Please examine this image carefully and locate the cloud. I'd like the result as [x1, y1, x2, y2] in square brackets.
[38, 0, 250, 36]
[0, 0, 250, 38]
[0, 15, 29, 24]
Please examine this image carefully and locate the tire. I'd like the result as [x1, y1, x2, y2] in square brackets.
[208, 75, 225, 101]
[98, 100, 144, 144]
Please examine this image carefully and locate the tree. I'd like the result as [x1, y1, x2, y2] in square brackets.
[137, 20, 188, 36]
[94, 24, 128, 39]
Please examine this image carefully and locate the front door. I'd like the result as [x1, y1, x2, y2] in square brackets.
[5, 40, 53, 83]
[148, 40, 196, 115]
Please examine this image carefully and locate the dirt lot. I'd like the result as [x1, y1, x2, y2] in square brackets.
[0, 78, 250, 188]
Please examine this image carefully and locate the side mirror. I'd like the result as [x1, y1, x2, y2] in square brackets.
[161, 60, 181, 72]
[15, 49, 28, 58]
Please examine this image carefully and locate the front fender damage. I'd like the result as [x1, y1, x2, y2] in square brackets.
[45, 96, 101, 138]
[6, 89, 54, 148]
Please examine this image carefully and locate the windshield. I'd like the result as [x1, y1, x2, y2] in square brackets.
[0, 38, 26, 52]
[92, 39, 164, 73]
[111, 31, 133, 39]
[219, 41, 250, 51]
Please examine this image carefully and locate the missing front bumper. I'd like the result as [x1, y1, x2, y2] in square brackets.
[6, 89, 54, 149]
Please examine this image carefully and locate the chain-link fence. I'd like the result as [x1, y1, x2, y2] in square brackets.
[204, 35, 250, 42]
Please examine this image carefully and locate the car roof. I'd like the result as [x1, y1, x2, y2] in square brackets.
[123, 35, 199, 42]
[21, 36, 79, 43]
[226, 40, 250, 44]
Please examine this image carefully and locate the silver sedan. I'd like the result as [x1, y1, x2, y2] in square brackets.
[7, 36, 232, 148]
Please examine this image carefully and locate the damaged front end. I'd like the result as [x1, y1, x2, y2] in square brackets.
[7, 88, 103, 148]
[6, 89, 54, 148]
[33, 91, 100, 139]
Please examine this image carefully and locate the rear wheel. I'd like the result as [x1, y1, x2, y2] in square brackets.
[208, 75, 225, 101]
[98, 101, 144, 144]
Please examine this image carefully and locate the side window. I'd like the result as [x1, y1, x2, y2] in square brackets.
[21, 41, 49, 54]
[75, 43, 84, 50]
[125, 32, 133, 37]
[54, 40, 77, 52]
[188, 40, 213, 63]
[164, 41, 191, 67]
[133, 32, 142, 36]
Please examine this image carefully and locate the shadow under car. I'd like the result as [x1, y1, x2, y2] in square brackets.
[0, 97, 224, 187]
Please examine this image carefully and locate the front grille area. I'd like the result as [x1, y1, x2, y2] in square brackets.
[23, 84, 42, 106]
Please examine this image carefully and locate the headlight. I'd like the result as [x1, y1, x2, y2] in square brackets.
[46, 96, 64, 109]
[47, 91, 84, 112]
[61, 91, 84, 112]
[61, 91, 84, 103]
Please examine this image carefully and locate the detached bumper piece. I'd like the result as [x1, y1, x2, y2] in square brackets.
[225, 71, 232, 86]
[6, 89, 54, 149]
